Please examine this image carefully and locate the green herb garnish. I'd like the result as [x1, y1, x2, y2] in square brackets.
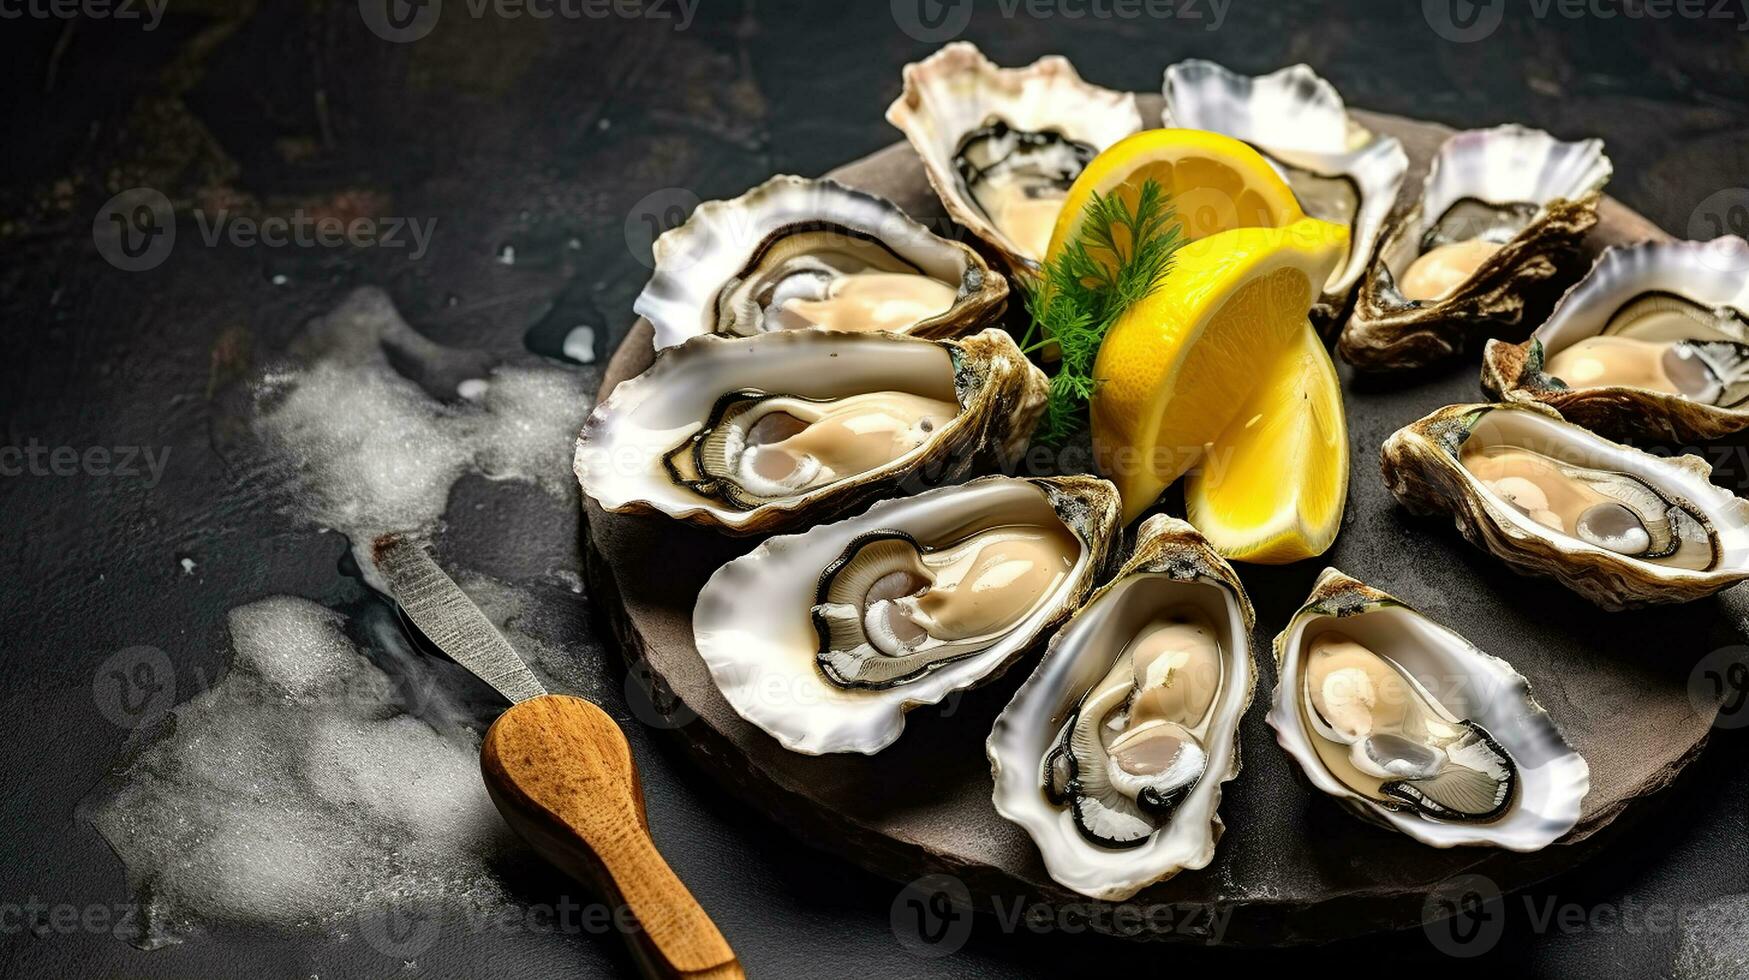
[1019, 179, 1181, 445]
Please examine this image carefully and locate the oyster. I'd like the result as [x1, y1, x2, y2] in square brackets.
[1482, 237, 1749, 442]
[636, 175, 1009, 351]
[886, 42, 1142, 271]
[1340, 125, 1612, 371]
[1163, 61, 1408, 325]
[1381, 403, 1749, 608]
[694, 475, 1119, 754]
[1270, 568, 1588, 849]
[988, 516, 1253, 900]
[574, 328, 1047, 535]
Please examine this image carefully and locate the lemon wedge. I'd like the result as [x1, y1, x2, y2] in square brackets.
[1090, 217, 1348, 525]
[1185, 323, 1349, 563]
[1045, 128, 1304, 266]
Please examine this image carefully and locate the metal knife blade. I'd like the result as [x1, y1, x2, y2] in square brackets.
[371, 534, 547, 704]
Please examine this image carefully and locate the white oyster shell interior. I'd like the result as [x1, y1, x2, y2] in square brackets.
[694, 477, 1103, 755]
[1532, 236, 1749, 359]
[1269, 570, 1589, 850]
[988, 519, 1252, 900]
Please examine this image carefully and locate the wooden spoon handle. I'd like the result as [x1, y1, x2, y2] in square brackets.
[481, 694, 744, 980]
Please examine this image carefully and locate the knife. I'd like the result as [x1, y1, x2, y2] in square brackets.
[372, 534, 744, 980]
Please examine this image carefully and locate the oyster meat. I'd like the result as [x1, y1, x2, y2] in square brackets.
[989, 517, 1253, 900]
[575, 328, 1047, 535]
[1163, 60, 1408, 325]
[695, 475, 1119, 754]
[636, 175, 1007, 350]
[1382, 403, 1749, 608]
[1340, 125, 1611, 371]
[1482, 237, 1749, 441]
[1270, 568, 1588, 849]
[887, 42, 1142, 270]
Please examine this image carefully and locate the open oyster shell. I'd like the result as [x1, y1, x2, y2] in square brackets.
[1482, 237, 1749, 442]
[574, 328, 1047, 535]
[1163, 60, 1407, 326]
[635, 175, 1009, 351]
[988, 516, 1254, 900]
[1269, 568, 1588, 850]
[886, 42, 1142, 272]
[1340, 125, 1611, 371]
[694, 475, 1119, 755]
[1381, 403, 1749, 609]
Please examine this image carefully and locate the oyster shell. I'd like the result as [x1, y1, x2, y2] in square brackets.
[636, 175, 1009, 351]
[574, 328, 1047, 535]
[1340, 125, 1612, 371]
[1381, 403, 1749, 609]
[694, 475, 1120, 755]
[988, 516, 1254, 900]
[1482, 237, 1749, 442]
[1163, 60, 1408, 325]
[886, 42, 1142, 271]
[1269, 568, 1588, 850]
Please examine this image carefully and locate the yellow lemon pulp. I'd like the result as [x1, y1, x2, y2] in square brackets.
[1045, 128, 1305, 269]
[1185, 323, 1349, 563]
[1090, 218, 1348, 525]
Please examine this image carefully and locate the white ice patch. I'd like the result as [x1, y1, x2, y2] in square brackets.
[1675, 893, 1749, 979]
[242, 288, 590, 566]
[80, 581, 598, 950]
[562, 326, 596, 364]
[81, 596, 518, 948]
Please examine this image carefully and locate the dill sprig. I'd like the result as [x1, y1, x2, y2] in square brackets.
[1020, 179, 1181, 445]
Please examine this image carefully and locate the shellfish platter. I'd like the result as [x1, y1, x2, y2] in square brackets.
[576, 44, 1749, 944]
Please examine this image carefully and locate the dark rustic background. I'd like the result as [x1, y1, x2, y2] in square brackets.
[3, 1, 1748, 977]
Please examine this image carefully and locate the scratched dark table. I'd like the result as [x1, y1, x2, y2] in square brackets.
[4, 2, 1749, 978]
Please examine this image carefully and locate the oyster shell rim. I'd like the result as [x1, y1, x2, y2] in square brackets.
[1481, 236, 1749, 442]
[693, 473, 1121, 756]
[573, 327, 1048, 536]
[987, 514, 1256, 901]
[1380, 402, 1749, 609]
[1267, 566, 1591, 851]
[634, 174, 1011, 351]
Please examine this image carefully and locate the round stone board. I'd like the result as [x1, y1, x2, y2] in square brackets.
[584, 95, 1742, 945]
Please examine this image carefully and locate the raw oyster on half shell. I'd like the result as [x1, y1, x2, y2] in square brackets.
[694, 475, 1119, 755]
[886, 42, 1142, 271]
[1381, 403, 1749, 608]
[989, 516, 1253, 900]
[636, 175, 1008, 351]
[1270, 568, 1588, 849]
[574, 328, 1046, 535]
[1163, 60, 1408, 325]
[1482, 237, 1749, 442]
[1340, 125, 1611, 371]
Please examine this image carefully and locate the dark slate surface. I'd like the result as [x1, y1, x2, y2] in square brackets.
[3, 3, 1748, 978]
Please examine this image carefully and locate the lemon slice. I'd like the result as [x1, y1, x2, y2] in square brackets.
[1186, 324, 1349, 563]
[1090, 217, 1348, 524]
[1045, 128, 1304, 265]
